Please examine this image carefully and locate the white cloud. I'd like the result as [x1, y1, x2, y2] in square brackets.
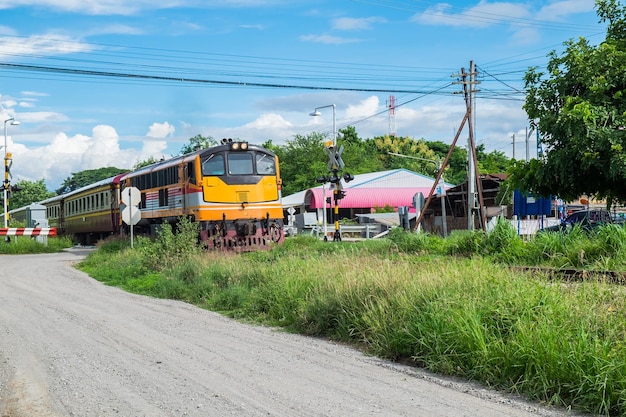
[9, 124, 171, 189]
[411, 2, 530, 28]
[0, 33, 94, 59]
[345, 96, 380, 119]
[538, 0, 595, 21]
[0, 0, 294, 15]
[243, 113, 292, 129]
[300, 34, 361, 45]
[21, 91, 49, 97]
[332, 17, 387, 31]
[146, 121, 175, 138]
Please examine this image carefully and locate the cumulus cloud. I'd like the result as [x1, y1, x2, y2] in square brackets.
[9, 124, 169, 189]
[146, 121, 175, 138]
[345, 96, 380, 119]
[243, 113, 292, 130]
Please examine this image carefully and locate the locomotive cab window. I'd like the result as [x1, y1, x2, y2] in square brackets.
[202, 154, 225, 176]
[227, 153, 254, 175]
[256, 153, 276, 175]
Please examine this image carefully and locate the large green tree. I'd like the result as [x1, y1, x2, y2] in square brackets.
[271, 132, 328, 196]
[56, 167, 128, 195]
[5, 179, 55, 210]
[511, 0, 626, 205]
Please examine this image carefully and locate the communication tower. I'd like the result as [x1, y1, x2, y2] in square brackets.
[387, 95, 396, 137]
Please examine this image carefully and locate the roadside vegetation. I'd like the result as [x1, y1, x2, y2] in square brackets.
[0, 236, 73, 254]
[78, 218, 626, 416]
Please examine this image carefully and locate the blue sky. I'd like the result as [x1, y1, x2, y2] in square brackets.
[0, 0, 607, 190]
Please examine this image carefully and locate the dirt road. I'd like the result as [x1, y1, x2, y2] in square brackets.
[0, 250, 585, 417]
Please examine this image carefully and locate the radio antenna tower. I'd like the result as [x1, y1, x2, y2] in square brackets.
[387, 95, 396, 136]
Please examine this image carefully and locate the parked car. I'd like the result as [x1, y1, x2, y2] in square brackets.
[542, 209, 613, 232]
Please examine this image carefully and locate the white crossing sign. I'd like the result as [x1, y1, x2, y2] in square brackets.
[325, 145, 345, 170]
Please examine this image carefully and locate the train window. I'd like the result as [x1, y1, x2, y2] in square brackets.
[202, 154, 225, 176]
[256, 153, 276, 175]
[227, 153, 253, 175]
[159, 188, 168, 207]
[187, 162, 196, 183]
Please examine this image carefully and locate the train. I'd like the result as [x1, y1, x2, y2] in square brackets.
[14, 139, 284, 249]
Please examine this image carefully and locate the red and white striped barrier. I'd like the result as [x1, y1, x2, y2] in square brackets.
[0, 227, 57, 237]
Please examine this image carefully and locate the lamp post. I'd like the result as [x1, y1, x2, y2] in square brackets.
[3, 117, 19, 229]
[388, 152, 448, 237]
[310, 104, 336, 240]
[309, 104, 336, 147]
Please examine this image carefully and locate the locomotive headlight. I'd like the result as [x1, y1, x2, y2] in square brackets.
[241, 142, 248, 150]
[231, 142, 240, 150]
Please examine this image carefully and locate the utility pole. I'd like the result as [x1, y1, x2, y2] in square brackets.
[511, 133, 516, 160]
[525, 127, 533, 162]
[463, 61, 482, 230]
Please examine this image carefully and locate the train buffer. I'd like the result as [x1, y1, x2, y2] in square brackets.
[0, 227, 57, 237]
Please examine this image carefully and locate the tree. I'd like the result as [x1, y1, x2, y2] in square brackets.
[56, 167, 128, 195]
[5, 179, 55, 210]
[512, 0, 626, 205]
[274, 133, 328, 196]
[424, 140, 468, 185]
[476, 145, 513, 174]
[133, 156, 161, 170]
[179, 134, 217, 155]
[373, 135, 440, 176]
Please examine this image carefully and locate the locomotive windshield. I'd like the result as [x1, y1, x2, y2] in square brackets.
[256, 153, 276, 175]
[202, 154, 225, 176]
[201, 151, 276, 176]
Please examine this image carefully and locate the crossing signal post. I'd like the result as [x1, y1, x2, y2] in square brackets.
[317, 143, 353, 242]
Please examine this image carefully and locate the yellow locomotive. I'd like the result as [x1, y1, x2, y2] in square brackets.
[122, 139, 284, 249]
[35, 139, 283, 248]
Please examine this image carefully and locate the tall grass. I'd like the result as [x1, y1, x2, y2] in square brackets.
[0, 236, 73, 254]
[78, 224, 626, 416]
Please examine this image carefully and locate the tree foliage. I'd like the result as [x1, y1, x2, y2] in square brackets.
[5, 179, 55, 210]
[133, 156, 161, 170]
[179, 134, 217, 155]
[273, 132, 328, 196]
[511, 0, 626, 205]
[56, 167, 127, 195]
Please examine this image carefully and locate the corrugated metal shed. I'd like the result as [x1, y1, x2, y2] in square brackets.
[304, 187, 433, 209]
[282, 168, 452, 208]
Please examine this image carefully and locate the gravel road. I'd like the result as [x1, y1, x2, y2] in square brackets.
[0, 249, 588, 417]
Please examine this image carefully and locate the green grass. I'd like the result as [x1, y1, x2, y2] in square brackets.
[77, 223, 626, 416]
[0, 236, 73, 254]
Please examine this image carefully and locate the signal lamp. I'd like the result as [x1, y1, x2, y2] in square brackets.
[343, 173, 354, 182]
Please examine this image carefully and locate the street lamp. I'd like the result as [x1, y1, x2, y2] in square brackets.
[310, 104, 337, 240]
[387, 152, 448, 237]
[3, 117, 19, 229]
[309, 104, 336, 147]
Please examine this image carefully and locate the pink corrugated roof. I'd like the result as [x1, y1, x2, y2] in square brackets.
[304, 187, 436, 209]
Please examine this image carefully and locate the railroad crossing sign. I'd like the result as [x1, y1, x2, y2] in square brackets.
[121, 206, 141, 226]
[121, 186, 141, 226]
[121, 186, 140, 207]
[325, 145, 345, 170]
